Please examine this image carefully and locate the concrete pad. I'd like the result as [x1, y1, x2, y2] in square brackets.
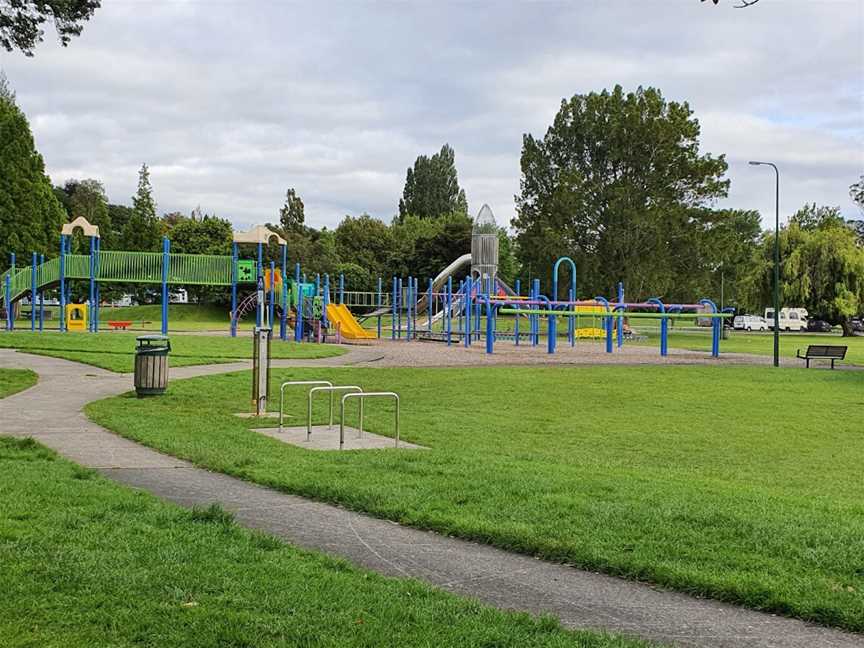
[252, 425, 427, 451]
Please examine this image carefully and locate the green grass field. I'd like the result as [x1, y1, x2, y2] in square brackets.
[0, 437, 646, 648]
[0, 331, 344, 372]
[87, 364, 864, 632]
[0, 368, 37, 398]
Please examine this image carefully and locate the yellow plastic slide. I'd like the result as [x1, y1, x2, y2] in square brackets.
[326, 303, 376, 340]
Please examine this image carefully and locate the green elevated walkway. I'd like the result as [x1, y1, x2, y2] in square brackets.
[1, 251, 262, 310]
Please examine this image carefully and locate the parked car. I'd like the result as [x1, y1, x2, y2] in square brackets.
[805, 319, 833, 333]
[852, 317, 864, 333]
[764, 307, 808, 332]
[733, 315, 768, 331]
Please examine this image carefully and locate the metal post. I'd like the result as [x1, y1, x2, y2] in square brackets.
[38, 254, 45, 332]
[750, 160, 780, 367]
[269, 261, 276, 329]
[464, 276, 471, 347]
[391, 276, 397, 341]
[568, 287, 575, 346]
[323, 273, 330, 329]
[648, 298, 667, 357]
[89, 236, 95, 332]
[532, 279, 540, 346]
[59, 236, 66, 332]
[446, 276, 452, 346]
[427, 277, 433, 333]
[377, 277, 382, 339]
[413, 276, 419, 338]
[280, 245, 288, 340]
[406, 276, 412, 341]
[294, 262, 302, 342]
[93, 237, 100, 332]
[397, 277, 403, 339]
[161, 236, 170, 335]
[617, 282, 624, 348]
[514, 278, 521, 345]
[4, 273, 10, 331]
[230, 242, 239, 337]
[256, 242, 263, 328]
[339, 273, 344, 305]
[485, 295, 494, 354]
[31, 252, 37, 331]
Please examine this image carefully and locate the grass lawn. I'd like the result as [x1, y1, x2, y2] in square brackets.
[0, 368, 37, 398]
[0, 437, 646, 648]
[87, 364, 864, 632]
[0, 331, 344, 372]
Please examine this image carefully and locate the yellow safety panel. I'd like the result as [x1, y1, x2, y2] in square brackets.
[65, 304, 87, 331]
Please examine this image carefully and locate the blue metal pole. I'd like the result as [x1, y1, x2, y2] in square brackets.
[38, 254, 45, 332]
[4, 273, 10, 331]
[413, 277, 419, 338]
[486, 295, 494, 354]
[397, 277, 403, 340]
[427, 277, 433, 333]
[280, 245, 288, 340]
[230, 242, 238, 337]
[464, 276, 471, 347]
[568, 287, 575, 346]
[93, 238, 100, 332]
[648, 298, 668, 357]
[391, 276, 397, 340]
[514, 278, 521, 346]
[323, 273, 330, 329]
[59, 237, 66, 332]
[89, 236, 95, 332]
[256, 242, 263, 328]
[377, 276, 382, 339]
[617, 281, 624, 348]
[30, 252, 37, 331]
[161, 237, 170, 335]
[446, 276, 452, 346]
[269, 260, 276, 329]
[294, 262, 303, 342]
[406, 276, 412, 341]
[532, 279, 540, 346]
[339, 273, 344, 305]
[700, 299, 720, 358]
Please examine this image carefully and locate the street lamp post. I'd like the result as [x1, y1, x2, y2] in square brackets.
[749, 161, 780, 367]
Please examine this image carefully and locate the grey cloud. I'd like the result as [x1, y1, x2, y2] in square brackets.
[2, 0, 862, 233]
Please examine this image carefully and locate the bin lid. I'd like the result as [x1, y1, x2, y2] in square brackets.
[136, 334, 170, 350]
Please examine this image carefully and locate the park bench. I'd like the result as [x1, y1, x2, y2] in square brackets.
[796, 345, 847, 369]
[107, 320, 133, 331]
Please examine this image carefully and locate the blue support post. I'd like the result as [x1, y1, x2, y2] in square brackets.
[514, 278, 521, 345]
[93, 238, 101, 332]
[397, 277, 403, 339]
[38, 254, 45, 332]
[256, 242, 263, 328]
[161, 237, 170, 335]
[376, 277, 382, 339]
[463, 276, 471, 347]
[88, 237, 95, 332]
[427, 277, 433, 334]
[269, 260, 276, 329]
[30, 252, 37, 331]
[700, 299, 720, 358]
[532, 279, 540, 346]
[231, 242, 238, 337]
[280, 245, 287, 340]
[617, 281, 624, 349]
[568, 288, 575, 346]
[457, 280, 463, 337]
[323, 274, 330, 329]
[406, 276, 413, 341]
[391, 277, 397, 341]
[595, 296, 613, 353]
[4, 273, 10, 331]
[413, 277, 419, 338]
[339, 273, 344, 305]
[446, 276, 452, 346]
[485, 295, 494, 354]
[294, 262, 303, 342]
[59, 238, 66, 332]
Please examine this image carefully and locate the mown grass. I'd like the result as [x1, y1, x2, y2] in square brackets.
[87, 364, 864, 632]
[0, 368, 37, 398]
[0, 437, 647, 648]
[0, 331, 344, 372]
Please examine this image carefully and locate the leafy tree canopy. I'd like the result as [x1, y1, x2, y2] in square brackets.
[398, 144, 468, 221]
[514, 85, 729, 300]
[120, 163, 161, 251]
[0, 72, 65, 271]
[1, 0, 100, 56]
[279, 188, 305, 234]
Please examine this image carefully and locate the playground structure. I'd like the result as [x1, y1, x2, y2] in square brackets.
[2, 206, 732, 357]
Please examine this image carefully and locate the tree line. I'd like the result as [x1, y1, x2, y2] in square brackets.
[2, 72, 863, 332]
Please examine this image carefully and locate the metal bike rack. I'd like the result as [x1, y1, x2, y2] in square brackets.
[279, 380, 332, 432]
[340, 392, 400, 450]
[307, 385, 363, 441]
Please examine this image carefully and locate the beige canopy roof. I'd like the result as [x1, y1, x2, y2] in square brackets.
[232, 225, 286, 246]
[61, 216, 100, 238]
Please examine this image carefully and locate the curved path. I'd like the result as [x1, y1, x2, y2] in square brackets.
[0, 347, 861, 648]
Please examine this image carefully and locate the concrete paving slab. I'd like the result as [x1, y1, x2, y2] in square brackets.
[253, 424, 427, 450]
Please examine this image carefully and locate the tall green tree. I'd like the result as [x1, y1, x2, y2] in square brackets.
[1, 0, 100, 56]
[0, 72, 65, 271]
[168, 213, 233, 303]
[279, 188, 305, 233]
[398, 144, 468, 221]
[514, 85, 729, 299]
[121, 164, 161, 251]
[60, 178, 112, 244]
[335, 214, 392, 281]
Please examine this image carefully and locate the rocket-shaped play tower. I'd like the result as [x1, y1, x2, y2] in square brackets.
[470, 204, 499, 284]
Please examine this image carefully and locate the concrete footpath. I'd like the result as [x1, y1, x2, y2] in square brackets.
[0, 348, 861, 648]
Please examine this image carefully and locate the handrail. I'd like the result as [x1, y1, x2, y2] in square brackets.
[340, 392, 400, 450]
[279, 380, 332, 432]
[307, 385, 362, 441]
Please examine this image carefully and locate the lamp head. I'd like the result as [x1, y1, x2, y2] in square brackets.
[748, 161, 762, 166]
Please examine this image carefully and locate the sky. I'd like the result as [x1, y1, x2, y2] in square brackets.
[2, 0, 862, 232]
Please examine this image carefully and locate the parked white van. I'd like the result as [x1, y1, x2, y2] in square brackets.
[733, 315, 768, 331]
[764, 308, 808, 332]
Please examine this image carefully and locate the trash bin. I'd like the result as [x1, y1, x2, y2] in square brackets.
[134, 335, 170, 397]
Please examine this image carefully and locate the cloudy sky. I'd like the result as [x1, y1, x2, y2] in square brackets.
[3, 1, 862, 231]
